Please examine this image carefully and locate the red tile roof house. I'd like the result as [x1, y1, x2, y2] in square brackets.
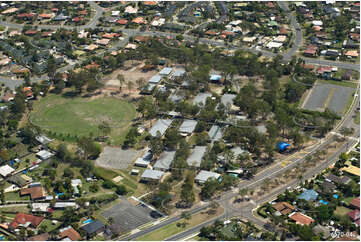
[350, 197, 360, 209]
[2, 93, 15, 102]
[59, 226, 82, 241]
[20, 186, 45, 200]
[72, 17, 83, 23]
[16, 13, 36, 20]
[205, 30, 219, 36]
[289, 212, 315, 226]
[117, 19, 128, 25]
[24, 30, 38, 36]
[347, 210, 360, 227]
[102, 33, 121, 39]
[350, 33, 360, 41]
[9, 213, 44, 230]
[132, 17, 146, 24]
[317, 66, 333, 75]
[303, 45, 318, 56]
[38, 13, 53, 20]
[84, 63, 100, 70]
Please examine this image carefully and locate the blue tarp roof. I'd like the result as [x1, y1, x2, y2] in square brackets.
[277, 142, 290, 152]
[333, 194, 339, 199]
[210, 74, 221, 81]
[298, 189, 319, 201]
[319, 200, 328, 205]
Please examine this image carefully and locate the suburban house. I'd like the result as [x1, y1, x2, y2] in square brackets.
[8, 173, 32, 187]
[272, 202, 295, 216]
[20, 186, 45, 200]
[27, 233, 50, 241]
[9, 213, 44, 230]
[288, 212, 315, 226]
[81, 220, 105, 238]
[0, 164, 15, 177]
[36, 150, 53, 160]
[195, 170, 221, 184]
[59, 226, 82, 241]
[298, 189, 319, 201]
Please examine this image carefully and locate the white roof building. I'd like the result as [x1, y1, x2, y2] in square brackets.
[266, 41, 283, 49]
[141, 169, 164, 181]
[71, 179, 82, 187]
[312, 20, 323, 26]
[195, 170, 221, 184]
[186, 146, 207, 167]
[36, 150, 53, 160]
[0, 165, 15, 177]
[111, 10, 120, 16]
[32, 203, 50, 212]
[159, 67, 173, 76]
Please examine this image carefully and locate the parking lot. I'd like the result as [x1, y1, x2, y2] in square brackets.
[101, 197, 161, 233]
[302, 82, 355, 115]
[95, 146, 138, 170]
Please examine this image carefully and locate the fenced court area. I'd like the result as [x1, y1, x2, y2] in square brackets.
[302, 82, 355, 115]
[101, 197, 160, 233]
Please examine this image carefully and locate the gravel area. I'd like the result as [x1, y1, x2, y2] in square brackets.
[95, 146, 138, 170]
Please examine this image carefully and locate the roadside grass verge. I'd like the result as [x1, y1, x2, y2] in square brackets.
[136, 207, 223, 241]
[318, 79, 358, 89]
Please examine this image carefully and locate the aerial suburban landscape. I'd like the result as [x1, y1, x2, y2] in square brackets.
[0, 1, 359, 241]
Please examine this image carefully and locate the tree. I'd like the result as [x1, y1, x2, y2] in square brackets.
[136, 78, 145, 89]
[127, 81, 134, 94]
[56, 143, 70, 162]
[63, 167, 74, 178]
[117, 74, 125, 91]
[339, 127, 354, 140]
[98, 121, 111, 138]
[116, 185, 127, 195]
[77, 137, 102, 159]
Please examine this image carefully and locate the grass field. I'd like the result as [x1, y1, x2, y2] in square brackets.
[30, 95, 136, 145]
[334, 206, 352, 216]
[136, 208, 223, 241]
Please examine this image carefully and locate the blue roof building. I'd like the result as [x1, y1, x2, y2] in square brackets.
[298, 189, 319, 201]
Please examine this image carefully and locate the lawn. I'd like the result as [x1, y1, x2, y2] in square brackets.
[342, 196, 357, 205]
[30, 95, 136, 145]
[0, 205, 29, 214]
[354, 111, 360, 125]
[4, 192, 29, 201]
[318, 79, 358, 88]
[334, 206, 352, 216]
[136, 207, 223, 241]
[39, 219, 61, 232]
